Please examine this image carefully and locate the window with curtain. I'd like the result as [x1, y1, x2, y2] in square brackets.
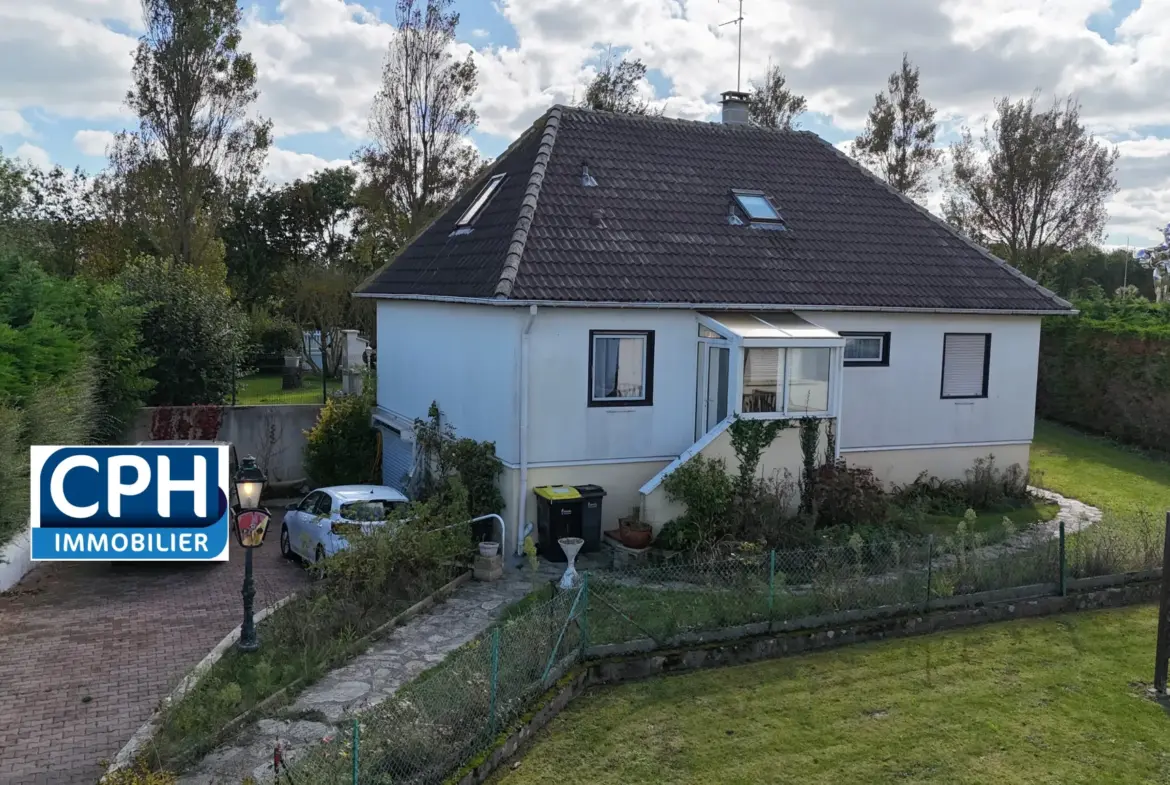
[589, 331, 653, 406]
[742, 347, 783, 413]
[742, 346, 832, 415]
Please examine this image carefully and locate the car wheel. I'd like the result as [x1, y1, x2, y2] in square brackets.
[280, 525, 295, 561]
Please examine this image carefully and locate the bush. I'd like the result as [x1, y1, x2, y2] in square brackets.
[117, 256, 250, 406]
[443, 438, 505, 518]
[243, 306, 301, 373]
[661, 454, 735, 548]
[1038, 299, 1170, 451]
[812, 460, 890, 529]
[890, 456, 1029, 516]
[303, 388, 379, 487]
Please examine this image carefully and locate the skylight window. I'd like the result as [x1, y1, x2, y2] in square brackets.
[732, 190, 783, 223]
[455, 174, 506, 227]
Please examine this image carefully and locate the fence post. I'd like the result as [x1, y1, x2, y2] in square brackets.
[322, 330, 329, 405]
[1059, 520, 1067, 597]
[768, 550, 776, 618]
[489, 627, 500, 736]
[924, 535, 934, 612]
[351, 718, 359, 785]
[579, 573, 590, 655]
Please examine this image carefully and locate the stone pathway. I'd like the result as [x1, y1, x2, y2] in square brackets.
[178, 567, 540, 785]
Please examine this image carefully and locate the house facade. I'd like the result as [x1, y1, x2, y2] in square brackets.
[358, 95, 1072, 555]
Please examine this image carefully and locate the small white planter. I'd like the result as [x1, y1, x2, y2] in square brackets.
[478, 541, 500, 557]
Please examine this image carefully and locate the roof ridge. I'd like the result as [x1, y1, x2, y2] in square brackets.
[552, 103, 809, 135]
[809, 133, 1074, 312]
[494, 107, 562, 298]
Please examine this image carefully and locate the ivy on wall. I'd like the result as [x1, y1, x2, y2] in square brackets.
[1037, 300, 1170, 451]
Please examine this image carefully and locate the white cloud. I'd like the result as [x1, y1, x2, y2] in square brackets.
[265, 146, 352, 184]
[0, 109, 32, 137]
[0, 3, 136, 120]
[471, 28, 489, 38]
[15, 142, 51, 169]
[73, 129, 115, 157]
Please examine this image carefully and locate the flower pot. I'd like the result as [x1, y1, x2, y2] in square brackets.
[478, 541, 500, 558]
[619, 519, 652, 550]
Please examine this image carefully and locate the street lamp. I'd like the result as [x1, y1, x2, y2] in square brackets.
[234, 456, 269, 653]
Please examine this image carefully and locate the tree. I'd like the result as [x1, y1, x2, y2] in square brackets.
[117, 0, 271, 268]
[747, 65, 807, 130]
[580, 54, 660, 115]
[365, 0, 480, 239]
[945, 94, 1119, 280]
[117, 255, 249, 405]
[853, 53, 941, 198]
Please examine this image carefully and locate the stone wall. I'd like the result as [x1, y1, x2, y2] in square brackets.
[126, 404, 323, 486]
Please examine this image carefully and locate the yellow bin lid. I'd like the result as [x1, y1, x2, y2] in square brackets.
[533, 485, 581, 501]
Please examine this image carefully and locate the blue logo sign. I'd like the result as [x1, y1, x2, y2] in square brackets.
[30, 445, 231, 561]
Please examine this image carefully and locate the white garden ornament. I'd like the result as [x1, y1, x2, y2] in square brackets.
[1135, 222, 1170, 303]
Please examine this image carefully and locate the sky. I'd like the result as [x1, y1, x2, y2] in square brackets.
[2, 0, 1169, 249]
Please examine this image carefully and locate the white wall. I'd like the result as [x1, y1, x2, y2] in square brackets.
[525, 307, 700, 464]
[808, 312, 1040, 451]
[376, 301, 526, 463]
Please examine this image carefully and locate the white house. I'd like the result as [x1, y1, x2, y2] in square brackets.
[356, 93, 1074, 556]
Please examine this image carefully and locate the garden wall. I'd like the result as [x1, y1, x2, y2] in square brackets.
[1037, 302, 1170, 451]
[126, 404, 323, 485]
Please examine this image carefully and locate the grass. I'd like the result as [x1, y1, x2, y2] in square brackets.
[1031, 420, 1170, 514]
[898, 501, 1060, 542]
[493, 604, 1170, 785]
[230, 372, 339, 405]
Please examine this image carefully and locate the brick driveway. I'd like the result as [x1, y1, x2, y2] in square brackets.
[0, 511, 308, 785]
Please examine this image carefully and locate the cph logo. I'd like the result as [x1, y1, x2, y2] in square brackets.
[30, 445, 231, 561]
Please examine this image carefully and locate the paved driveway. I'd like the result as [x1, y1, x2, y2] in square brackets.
[0, 511, 308, 785]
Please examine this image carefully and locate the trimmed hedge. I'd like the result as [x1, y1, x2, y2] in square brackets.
[1037, 300, 1170, 450]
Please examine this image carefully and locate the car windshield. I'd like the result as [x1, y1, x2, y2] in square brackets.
[339, 500, 403, 522]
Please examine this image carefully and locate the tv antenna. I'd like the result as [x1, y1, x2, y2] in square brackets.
[719, 0, 745, 92]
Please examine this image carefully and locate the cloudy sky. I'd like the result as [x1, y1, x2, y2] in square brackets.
[2, 0, 1168, 247]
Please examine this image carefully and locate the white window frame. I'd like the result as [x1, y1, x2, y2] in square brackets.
[589, 331, 653, 407]
[740, 345, 838, 419]
[842, 332, 890, 367]
[455, 174, 506, 227]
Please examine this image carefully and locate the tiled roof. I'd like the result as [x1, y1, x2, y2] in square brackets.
[358, 106, 1072, 313]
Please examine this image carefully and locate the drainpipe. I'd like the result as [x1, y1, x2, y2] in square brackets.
[516, 305, 538, 555]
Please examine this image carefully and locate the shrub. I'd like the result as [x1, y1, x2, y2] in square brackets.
[117, 256, 250, 406]
[99, 760, 177, 785]
[303, 388, 378, 487]
[890, 456, 1028, 516]
[961, 455, 1027, 509]
[661, 454, 734, 547]
[812, 460, 889, 529]
[243, 306, 301, 373]
[443, 438, 505, 518]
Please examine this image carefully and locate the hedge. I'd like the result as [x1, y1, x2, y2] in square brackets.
[1037, 300, 1170, 451]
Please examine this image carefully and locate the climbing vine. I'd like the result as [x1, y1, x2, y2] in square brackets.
[798, 418, 821, 515]
[728, 416, 791, 501]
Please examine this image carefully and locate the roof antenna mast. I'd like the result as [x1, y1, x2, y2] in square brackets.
[719, 0, 745, 91]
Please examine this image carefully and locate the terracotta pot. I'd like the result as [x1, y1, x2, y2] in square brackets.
[619, 519, 652, 549]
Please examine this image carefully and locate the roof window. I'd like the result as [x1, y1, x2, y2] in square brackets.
[455, 174, 506, 227]
[731, 189, 784, 226]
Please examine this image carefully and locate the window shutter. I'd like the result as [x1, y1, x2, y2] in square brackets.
[744, 348, 781, 384]
[942, 334, 988, 397]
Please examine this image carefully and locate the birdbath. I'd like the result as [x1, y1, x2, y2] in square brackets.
[558, 537, 584, 590]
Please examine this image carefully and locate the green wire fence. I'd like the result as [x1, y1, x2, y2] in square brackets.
[278, 510, 1164, 784]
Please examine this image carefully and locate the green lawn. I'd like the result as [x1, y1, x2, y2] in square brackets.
[495, 605, 1170, 785]
[898, 501, 1060, 543]
[1031, 420, 1170, 514]
[231, 373, 338, 405]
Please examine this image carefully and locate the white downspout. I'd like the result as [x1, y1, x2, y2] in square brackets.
[833, 346, 844, 461]
[516, 304, 538, 555]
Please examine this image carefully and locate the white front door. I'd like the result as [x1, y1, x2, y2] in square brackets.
[696, 342, 731, 439]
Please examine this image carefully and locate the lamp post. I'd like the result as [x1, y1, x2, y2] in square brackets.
[234, 456, 269, 653]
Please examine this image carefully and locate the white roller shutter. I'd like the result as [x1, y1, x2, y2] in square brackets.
[942, 334, 989, 398]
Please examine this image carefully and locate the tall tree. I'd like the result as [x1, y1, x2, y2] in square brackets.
[747, 65, 806, 130]
[365, 0, 480, 239]
[945, 94, 1119, 280]
[853, 53, 941, 198]
[116, 0, 270, 268]
[580, 53, 661, 115]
